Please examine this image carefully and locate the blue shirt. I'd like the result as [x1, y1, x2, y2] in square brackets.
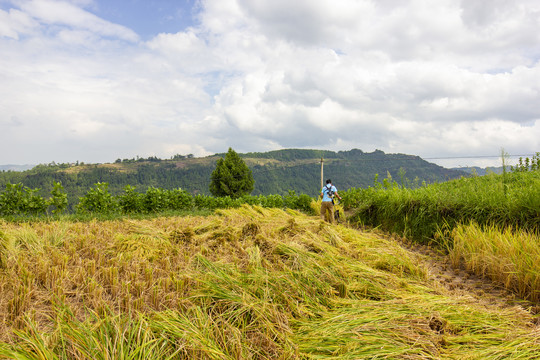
[321, 184, 337, 202]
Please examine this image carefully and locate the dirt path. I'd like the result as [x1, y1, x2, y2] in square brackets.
[364, 228, 540, 324]
[406, 239, 539, 322]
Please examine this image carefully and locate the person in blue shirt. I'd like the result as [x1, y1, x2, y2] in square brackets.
[320, 179, 341, 224]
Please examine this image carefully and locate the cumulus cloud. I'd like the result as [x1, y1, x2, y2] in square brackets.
[0, 0, 539, 166]
[0, 7, 36, 38]
[193, 0, 540, 161]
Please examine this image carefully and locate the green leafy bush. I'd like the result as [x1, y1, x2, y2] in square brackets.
[284, 191, 316, 215]
[2, 180, 316, 217]
[22, 187, 48, 215]
[260, 194, 284, 208]
[49, 181, 68, 214]
[0, 183, 25, 215]
[77, 182, 117, 214]
[118, 185, 144, 214]
[143, 186, 168, 213]
[167, 188, 193, 211]
[0, 183, 50, 216]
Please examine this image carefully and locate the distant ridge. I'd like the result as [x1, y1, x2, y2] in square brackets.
[0, 164, 35, 172]
[452, 166, 504, 175]
[0, 149, 468, 198]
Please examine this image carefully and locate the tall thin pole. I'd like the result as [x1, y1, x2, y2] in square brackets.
[320, 157, 324, 190]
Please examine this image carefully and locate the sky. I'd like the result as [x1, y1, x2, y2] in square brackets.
[1, 0, 539, 168]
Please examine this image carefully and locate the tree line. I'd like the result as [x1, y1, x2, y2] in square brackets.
[0, 149, 313, 217]
[0, 149, 467, 203]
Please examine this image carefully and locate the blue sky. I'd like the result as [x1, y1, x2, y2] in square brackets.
[1, 0, 539, 168]
[0, 0, 199, 39]
[91, 0, 199, 40]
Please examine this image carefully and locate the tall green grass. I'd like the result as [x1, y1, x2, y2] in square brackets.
[343, 171, 540, 244]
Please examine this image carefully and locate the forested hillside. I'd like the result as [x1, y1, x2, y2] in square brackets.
[0, 149, 466, 199]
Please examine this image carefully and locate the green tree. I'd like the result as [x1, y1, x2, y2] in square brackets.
[209, 148, 254, 198]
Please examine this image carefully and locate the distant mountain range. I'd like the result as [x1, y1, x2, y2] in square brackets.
[0, 149, 468, 198]
[451, 166, 505, 175]
[0, 164, 35, 172]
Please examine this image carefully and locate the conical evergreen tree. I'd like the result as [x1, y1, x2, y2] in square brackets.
[209, 148, 255, 198]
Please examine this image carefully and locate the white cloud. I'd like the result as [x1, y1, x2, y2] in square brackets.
[237, 0, 371, 46]
[0, 0, 539, 167]
[0, 7, 37, 38]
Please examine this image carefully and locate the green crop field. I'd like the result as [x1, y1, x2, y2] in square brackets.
[343, 170, 540, 243]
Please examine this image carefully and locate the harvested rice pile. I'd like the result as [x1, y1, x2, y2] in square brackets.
[0, 206, 538, 359]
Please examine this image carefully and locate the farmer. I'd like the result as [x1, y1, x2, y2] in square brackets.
[320, 179, 341, 224]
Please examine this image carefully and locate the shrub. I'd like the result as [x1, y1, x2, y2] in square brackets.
[77, 182, 117, 214]
[260, 194, 284, 208]
[0, 183, 25, 216]
[22, 187, 48, 215]
[48, 181, 68, 214]
[283, 191, 316, 214]
[238, 195, 261, 206]
[167, 188, 193, 210]
[0, 183, 49, 216]
[143, 187, 168, 213]
[193, 194, 216, 210]
[118, 185, 144, 214]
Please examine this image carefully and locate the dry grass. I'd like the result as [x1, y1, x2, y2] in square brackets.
[0, 207, 538, 359]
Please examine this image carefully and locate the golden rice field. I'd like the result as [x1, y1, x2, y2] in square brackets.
[0, 206, 539, 359]
[450, 222, 540, 303]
